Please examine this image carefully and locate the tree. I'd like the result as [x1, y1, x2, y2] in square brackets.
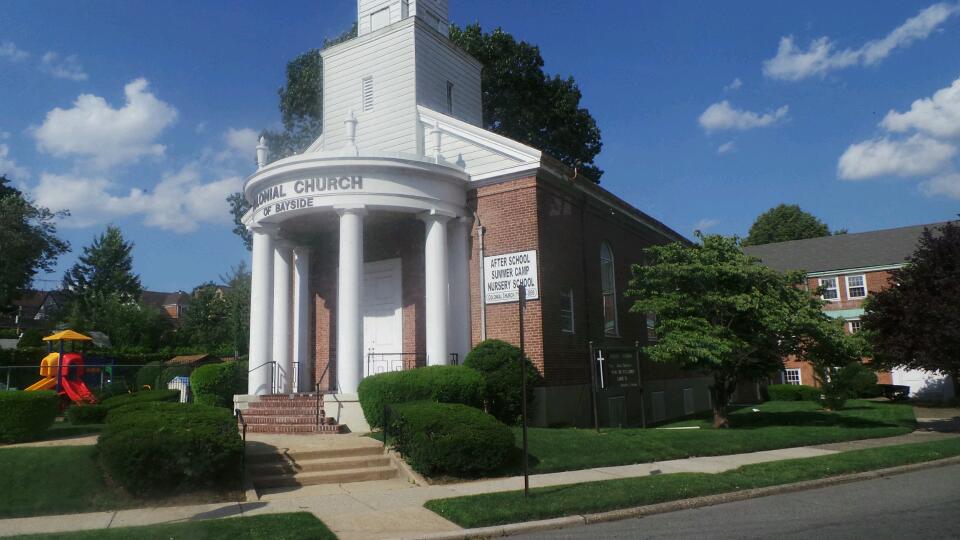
[0, 175, 70, 311]
[65, 295, 172, 351]
[62, 225, 143, 324]
[227, 192, 252, 251]
[743, 204, 832, 246]
[862, 220, 960, 393]
[221, 263, 251, 357]
[228, 22, 605, 247]
[449, 24, 603, 182]
[627, 234, 853, 427]
[179, 283, 231, 352]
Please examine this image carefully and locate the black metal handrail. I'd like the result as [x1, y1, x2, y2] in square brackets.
[248, 361, 277, 394]
[365, 352, 461, 375]
[235, 408, 247, 485]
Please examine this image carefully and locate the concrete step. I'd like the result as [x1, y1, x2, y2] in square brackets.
[249, 455, 392, 476]
[253, 465, 397, 488]
[245, 423, 344, 434]
[246, 444, 384, 464]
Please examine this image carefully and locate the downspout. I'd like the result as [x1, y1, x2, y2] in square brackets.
[473, 210, 487, 341]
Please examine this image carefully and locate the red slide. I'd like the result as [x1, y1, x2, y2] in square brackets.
[61, 379, 98, 405]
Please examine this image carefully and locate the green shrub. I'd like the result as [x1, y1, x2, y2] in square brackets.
[358, 366, 484, 429]
[767, 384, 821, 401]
[95, 381, 132, 401]
[98, 403, 242, 495]
[191, 362, 243, 408]
[105, 401, 192, 424]
[66, 404, 108, 424]
[100, 389, 180, 410]
[135, 361, 163, 390]
[16, 329, 45, 348]
[0, 391, 59, 443]
[818, 363, 880, 411]
[390, 401, 514, 477]
[464, 339, 540, 424]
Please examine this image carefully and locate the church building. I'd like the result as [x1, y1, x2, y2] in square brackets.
[238, 0, 712, 430]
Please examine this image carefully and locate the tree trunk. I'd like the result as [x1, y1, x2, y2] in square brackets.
[951, 371, 960, 402]
[710, 376, 732, 428]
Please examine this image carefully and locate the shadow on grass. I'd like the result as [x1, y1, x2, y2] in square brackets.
[730, 411, 899, 430]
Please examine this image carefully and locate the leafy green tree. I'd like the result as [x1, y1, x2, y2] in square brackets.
[221, 263, 251, 357]
[0, 175, 70, 311]
[66, 294, 172, 351]
[862, 220, 960, 394]
[449, 24, 603, 182]
[62, 225, 142, 307]
[227, 193, 252, 251]
[627, 234, 855, 427]
[743, 204, 832, 246]
[178, 283, 231, 351]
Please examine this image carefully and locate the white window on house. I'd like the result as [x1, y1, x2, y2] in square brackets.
[819, 277, 839, 301]
[370, 7, 391, 32]
[646, 312, 657, 342]
[600, 241, 619, 336]
[445, 81, 454, 114]
[849, 319, 862, 334]
[784, 368, 801, 385]
[846, 274, 867, 299]
[361, 76, 374, 112]
[560, 289, 574, 334]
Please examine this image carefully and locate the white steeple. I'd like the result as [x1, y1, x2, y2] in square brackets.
[358, 0, 448, 36]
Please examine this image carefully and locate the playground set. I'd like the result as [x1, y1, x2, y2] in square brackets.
[25, 330, 98, 406]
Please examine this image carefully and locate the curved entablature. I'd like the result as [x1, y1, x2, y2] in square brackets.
[242, 153, 470, 227]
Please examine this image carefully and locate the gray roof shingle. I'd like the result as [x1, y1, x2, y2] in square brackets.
[742, 222, 948, 273]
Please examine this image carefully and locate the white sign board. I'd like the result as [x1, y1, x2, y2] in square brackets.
[483, 250, 539, 304]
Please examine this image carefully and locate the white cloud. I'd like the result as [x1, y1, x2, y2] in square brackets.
[0, 41, 29, 62]
[39, 51, 88, 81]
[33, 165, 243, 232]
[694, 218, 720, 233]
[32, 78, 178, 169]
[764, 3, 959, 81]
[881, 77, 960, 138]
[921, 173, 960, 198]
[0, 143, 29, 179]
[698, 101, 789, 131]
[223, 127, 258, 158]
[724, 78, 743, 92]
[717, 141, 736, 155]
[837, 134, 956, 180]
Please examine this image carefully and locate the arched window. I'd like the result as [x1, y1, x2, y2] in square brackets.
[600, 241, 619, 336]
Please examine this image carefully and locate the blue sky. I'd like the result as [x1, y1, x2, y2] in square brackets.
[2, 1, 959, 292]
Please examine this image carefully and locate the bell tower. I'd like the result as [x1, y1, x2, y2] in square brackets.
[357, 0, 449, 36]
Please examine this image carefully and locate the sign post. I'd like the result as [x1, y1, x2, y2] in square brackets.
[518, 283, 530, 498]
[587, 340, 600, 433]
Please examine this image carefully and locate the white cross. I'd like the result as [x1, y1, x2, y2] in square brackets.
[596, 350, 606, 389]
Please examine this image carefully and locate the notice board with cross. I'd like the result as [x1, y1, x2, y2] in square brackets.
[589, 342, 646, 429]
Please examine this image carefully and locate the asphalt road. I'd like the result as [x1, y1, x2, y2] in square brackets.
[512, 463, 960, 540]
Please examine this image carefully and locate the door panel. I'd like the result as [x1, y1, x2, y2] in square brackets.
[362, 259, 402, 377]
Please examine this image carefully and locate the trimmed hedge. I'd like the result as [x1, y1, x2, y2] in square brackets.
[390, 401, 514, 477]
[464, 339, 540, 424]
[358, 366, 485, 429]
[99, 389, 180, 410]
[767, 384, 821, 402]
[190, 362, 243, 408]
[66, 404, 109, 425]
[105, 401, 193, 424]
[135, 361, 163, 390]
[98, 402, 242, 495]
[0, 391, 59, 443]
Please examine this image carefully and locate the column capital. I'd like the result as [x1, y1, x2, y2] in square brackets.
[335, 205, 368, 217]
[418, 209, 456, 223]
[248, 222, 280, 235]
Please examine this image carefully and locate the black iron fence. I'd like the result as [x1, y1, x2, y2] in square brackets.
[365, 352, 460, 377]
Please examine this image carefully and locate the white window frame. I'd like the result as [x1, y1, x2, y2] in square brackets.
[819, 277, 839, 302]
[848, 319, 862, 334]
[845, 274, 867, 299]
[784, 368, 801, 385]
[600, 241, 619, 337]
[559, 289, 574, 334]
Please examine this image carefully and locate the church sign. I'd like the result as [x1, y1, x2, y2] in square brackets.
[255, 176, 364, 217]
[483, 250, 539, 304]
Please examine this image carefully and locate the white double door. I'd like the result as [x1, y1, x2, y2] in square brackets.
[362, 258, 403, 377]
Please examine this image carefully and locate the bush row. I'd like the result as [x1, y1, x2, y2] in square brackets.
[191, 362, 245, 408]
[97, 402, 243, 495]
[463, 339, 539, 424]
[0, 390, 59, 443]
[389, 401, 514, 477]
[358, 365, 484, 429]
[767, 384, 821, 401]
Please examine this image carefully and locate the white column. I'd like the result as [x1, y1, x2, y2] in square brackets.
[248, 224, 276, 395]
[447, 217, 472, 364]
[422, 211, 451, 366]
[292, 246, 311, 393]
[272, 242, 293, 394]
[337, 207, 366, 394]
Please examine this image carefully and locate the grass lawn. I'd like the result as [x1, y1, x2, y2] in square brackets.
[8, 512, 336, 540]
[0, 445, 240, 519]
[426, 437, 960, 528]
[516, 399, 915, 474]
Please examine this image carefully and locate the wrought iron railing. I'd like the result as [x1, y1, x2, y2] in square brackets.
[365, 352, 460, 376]
[234, 408, 247, 485]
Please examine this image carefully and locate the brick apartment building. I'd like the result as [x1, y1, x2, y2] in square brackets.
[744, 222, 956, 401]
[237, 0, 711, 429]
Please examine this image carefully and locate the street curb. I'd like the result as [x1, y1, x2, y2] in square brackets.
[411, 455, 960, 540]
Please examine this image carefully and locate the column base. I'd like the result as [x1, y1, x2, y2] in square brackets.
[322, 393, 372, 433]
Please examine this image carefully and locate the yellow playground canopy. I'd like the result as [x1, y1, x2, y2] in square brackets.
[43, 330, 93, 342]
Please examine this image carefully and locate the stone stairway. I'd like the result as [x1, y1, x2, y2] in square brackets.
[242, 394, 344, 434]
[248, 443, 398, 489]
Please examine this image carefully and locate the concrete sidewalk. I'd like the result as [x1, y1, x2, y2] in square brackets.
[2, 429, 957, 540]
